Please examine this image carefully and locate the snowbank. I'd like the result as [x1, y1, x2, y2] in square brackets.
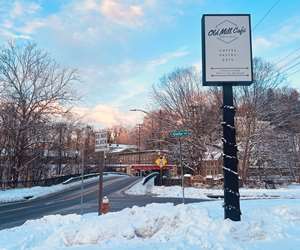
[126, 180, 300, 199]
[1, 199, 300, 249]
[0, 174, 122, 203]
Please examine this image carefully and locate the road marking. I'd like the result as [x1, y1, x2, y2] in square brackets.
[0, 177, 126, 215]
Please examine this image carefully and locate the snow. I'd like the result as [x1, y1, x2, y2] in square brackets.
[0, 174, 123, 204]
[0, 199, 300, 249]
[126, 180, 300, 200]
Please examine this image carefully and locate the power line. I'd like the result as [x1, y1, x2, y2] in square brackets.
[277, 54, 300, 71]
[253, 0, 281, 30]
[281, 60, 300, 73]
[249, 0, 300, 79]
[273, 46, 300, 66]
[251, 56, 300, 84]
[287, 67, 300, 78]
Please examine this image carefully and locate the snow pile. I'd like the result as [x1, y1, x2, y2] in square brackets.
[126, 177, 155, 195]
[0, 199, 300, 249]
[126, 181, 300, 200]
[0, 175, 121, 203]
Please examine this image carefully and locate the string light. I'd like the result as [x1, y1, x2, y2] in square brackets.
[221, 103, 241, 217]
[222, 105, 236, 111]
[223, 204, 242, 214]
[222, 153, 238, 160]
[223, 166, 238, 176]
[221, 138, 238, 149]
[224, 187, 240, 197]
[221, 123, 236, 130]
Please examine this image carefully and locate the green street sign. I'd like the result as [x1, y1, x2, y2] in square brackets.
[169, 130, 192, 138]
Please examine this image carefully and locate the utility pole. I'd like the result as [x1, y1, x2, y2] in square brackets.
[158, 109, 162, 150]
[80, 128, 86, 215]
[150, 116, 154, 149]
[137, 124, 142, 164]
[179, 138, 185, 204]
[58, 123, 63, 175]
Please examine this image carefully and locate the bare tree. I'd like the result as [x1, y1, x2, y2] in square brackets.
[236, 57, 287, 183]
[0, 41, 78, 185]
[152, 67, 221, 173]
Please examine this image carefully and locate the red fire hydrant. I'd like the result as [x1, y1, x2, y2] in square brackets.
[100, 196, 110, 214]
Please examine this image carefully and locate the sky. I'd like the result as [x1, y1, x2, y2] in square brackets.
[0, 0, 300, 128]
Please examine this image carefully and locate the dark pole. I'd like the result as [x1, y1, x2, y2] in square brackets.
[98, 151, 104, 216]
[158, 110, 162, 150]
[138, 124, 141, 164]
[222, 85, 241, 221]
[80, 143, 84, 214]
[58, 124, 62, 175]
[179, 138, 185, 204]
[151, 118, 154, 149]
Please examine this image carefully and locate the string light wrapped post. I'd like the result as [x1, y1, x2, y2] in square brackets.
[222, 86, 241, 221]
[201, 14, 253, 221]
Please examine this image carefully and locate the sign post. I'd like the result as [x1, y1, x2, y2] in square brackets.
[169, 129, 192, 204]
[202, 14, 253, 221]
[95, 130, 108, 216]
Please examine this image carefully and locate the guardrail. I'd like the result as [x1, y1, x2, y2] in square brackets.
[0, 171, 129, 190]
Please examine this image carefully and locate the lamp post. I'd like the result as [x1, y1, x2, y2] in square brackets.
[130, 108, 157, 149]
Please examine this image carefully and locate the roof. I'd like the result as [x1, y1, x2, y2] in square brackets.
[108, 144, 138, 154]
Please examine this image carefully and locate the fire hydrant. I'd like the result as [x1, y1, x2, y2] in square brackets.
[100, 196, 110, 214]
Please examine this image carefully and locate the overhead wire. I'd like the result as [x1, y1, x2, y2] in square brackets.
[253, 0, 281, 30]
[251, 0, 300, 80]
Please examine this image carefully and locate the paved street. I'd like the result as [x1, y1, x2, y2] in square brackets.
[0, 176, 208, 230]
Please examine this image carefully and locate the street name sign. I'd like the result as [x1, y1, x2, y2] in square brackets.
[202, 14, 253, 86]
[95, 130, 108, 152]
[169, 130, 191, 138]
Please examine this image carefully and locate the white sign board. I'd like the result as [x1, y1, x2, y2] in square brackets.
[202, 14, 253, 86]
[95, 130, 108, 152]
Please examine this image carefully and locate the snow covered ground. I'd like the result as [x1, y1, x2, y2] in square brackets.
[0, 199, 299, 250]
[126, 180, 300, 200]
[0, 174, 123, 204]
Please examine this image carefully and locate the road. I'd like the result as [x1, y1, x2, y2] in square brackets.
[0, 175, 208, 230]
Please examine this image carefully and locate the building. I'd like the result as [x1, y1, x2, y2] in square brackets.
[105, 144, 176, 176]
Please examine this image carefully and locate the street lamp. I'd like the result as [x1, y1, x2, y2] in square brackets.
[130, 109, 150, 165]
[130, 108, 157, 150]
[129, 108, 149, 115]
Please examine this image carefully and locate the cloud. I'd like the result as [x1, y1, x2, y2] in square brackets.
[253, 16, 300, 57]
[99, 0, 144, 27]
[0, 0, 195, 128]
[18, 19, 45, 34]
[71, 0, 145, 28]
[10, 1, 23, 18]
[80, 0, 99, 11]
[192, 60, 202, 72]
[73, 104, 143, 128]
[10, 1, 40, 19]
[0, 1, 43, 40]
[253, 37, 273, 52]
[147, 47, 189, 69]
[0, 28, 31, 40]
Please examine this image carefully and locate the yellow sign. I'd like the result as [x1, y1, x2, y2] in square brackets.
[155, 156, 167, 168]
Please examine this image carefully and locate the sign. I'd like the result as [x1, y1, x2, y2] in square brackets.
[202, 14, 253, 86]
[155, 156, 168, 168]
[169, 130, 191, 138]
[95, 130, 108, 152]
